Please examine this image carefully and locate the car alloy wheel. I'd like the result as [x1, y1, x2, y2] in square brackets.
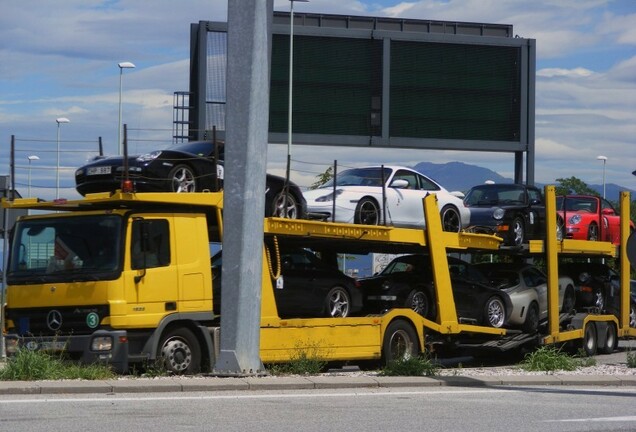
[441, 205, 461, 232]
[169, 165, 196, 193]
[510, 217, 525, 246]
[354, 197, 380, 225]
[485, 296, 506, 328]
[325, 286, 351, 318]
[272, 190, 298, 219]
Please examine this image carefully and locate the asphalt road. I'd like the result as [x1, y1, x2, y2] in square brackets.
[0, 386, 635, 432]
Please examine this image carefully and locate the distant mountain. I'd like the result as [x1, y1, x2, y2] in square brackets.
[413, 161, 512, 193]
[412, 162, 636, 202]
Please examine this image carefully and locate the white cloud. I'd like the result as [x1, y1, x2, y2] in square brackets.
[537, 67, 595, 78]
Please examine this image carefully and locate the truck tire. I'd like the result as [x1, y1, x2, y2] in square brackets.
[582, 322, 597, 356]
[382, 320, 419, 365]
[599, 323, 617, 354]
[158, 327, 201, 374]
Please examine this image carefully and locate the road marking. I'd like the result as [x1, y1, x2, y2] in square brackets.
[545, 416, 636, 423]
[0, 388, 504, 404]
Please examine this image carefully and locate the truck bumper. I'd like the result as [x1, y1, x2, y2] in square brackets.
[5, 329, 130, 374]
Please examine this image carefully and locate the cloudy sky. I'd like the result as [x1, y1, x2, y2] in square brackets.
[1, 0, 635, 200]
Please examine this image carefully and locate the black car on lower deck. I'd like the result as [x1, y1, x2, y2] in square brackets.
[559, 261, 633, 314]
[74, 140, 307, 219]
[358, 254, 512, 328]
[212, 246, 363, 318]
[463, 183, 559, 247]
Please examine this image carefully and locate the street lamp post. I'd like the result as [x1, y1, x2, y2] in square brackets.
[55, 117, 70, 200]
[27, 155, 39, 197]
[597, 155, 607, 199]
[118, 61, 136, 155]
[284, 0, 308, 217]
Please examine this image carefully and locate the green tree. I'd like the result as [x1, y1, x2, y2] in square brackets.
[554, 176, 599, 196]
[310, 166, 334, 190]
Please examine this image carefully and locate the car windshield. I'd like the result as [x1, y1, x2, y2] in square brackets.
[7, 215, 123, 284]
[321, 167, 392, 188]
[464, 185, 528, 206]
[167, 141, 217, 157]
[556, 197, 598, 213]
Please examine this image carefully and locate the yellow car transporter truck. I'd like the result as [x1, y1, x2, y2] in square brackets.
[2, 188, 634, 373]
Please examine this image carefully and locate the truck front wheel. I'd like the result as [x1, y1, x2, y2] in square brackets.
[158, 327, 201, 374]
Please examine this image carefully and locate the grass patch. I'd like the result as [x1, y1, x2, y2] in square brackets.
[518, 346, 593, 372]
[0, 349, 116, 381]
[268, 342, 329, 376]
[380, 352, 440, 377]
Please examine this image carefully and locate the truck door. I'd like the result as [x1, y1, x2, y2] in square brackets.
[127, 217, 178, 319]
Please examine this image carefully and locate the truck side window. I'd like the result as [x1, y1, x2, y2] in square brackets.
[131, 219, 171, 270]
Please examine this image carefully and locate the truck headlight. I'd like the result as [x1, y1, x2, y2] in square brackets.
[91, 336, 113, 352]
[5, 338, 18, 355]
[493, 208, 505, 220]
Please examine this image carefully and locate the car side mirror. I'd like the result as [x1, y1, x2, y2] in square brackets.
[601, 208, 614, 215]
[390, 179, 409, 189]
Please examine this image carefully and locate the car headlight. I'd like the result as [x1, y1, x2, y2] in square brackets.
[568, 214, 581, 225]
[492, 208, 505, 220]
[137, 150, 162, 162]
[75, 169, 83, 176]
[316, 189, 344, 202]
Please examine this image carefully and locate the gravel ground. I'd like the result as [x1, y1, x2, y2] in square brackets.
[436, 363, 636, 376]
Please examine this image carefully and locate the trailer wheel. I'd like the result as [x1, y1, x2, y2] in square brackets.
[382, 320, 419, 365]
[582, 323, 597, 356]
[599, 323, 617, 354]
[158, 327, 201, 374]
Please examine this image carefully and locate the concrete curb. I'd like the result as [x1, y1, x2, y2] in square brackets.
[0, 374, 634, 395]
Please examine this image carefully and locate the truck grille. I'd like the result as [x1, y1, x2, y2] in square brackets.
[6, 305, 110, 336]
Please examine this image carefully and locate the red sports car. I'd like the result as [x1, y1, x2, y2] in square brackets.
[556, 195, 634, 245]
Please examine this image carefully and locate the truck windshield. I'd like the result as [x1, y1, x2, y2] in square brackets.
[7, 214, 123, 284]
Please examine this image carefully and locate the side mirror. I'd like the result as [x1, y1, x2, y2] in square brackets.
[390, 179, 409, 189]
[601, 208, 615, 215]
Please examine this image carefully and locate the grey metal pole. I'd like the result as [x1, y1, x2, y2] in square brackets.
[214, 0, 272, 375]
[1, 175, 10, 360]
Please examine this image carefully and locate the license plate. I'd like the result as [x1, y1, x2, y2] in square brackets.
[38, 341, 67, 351]
[87, 166, 111, 175]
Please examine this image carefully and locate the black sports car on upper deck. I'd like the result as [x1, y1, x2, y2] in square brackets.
[463, 183, 563, 247]
[74, 140, 307, 219]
